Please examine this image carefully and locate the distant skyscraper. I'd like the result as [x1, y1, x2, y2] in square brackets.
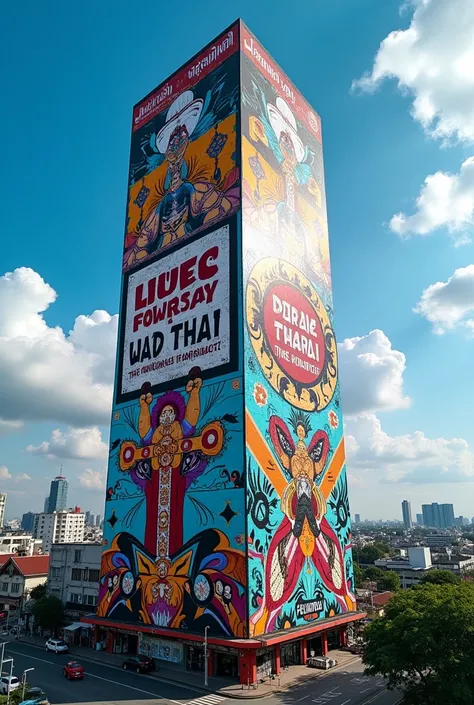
[47, 475, 68, 513]
[85, 511, 91, 525]
[441, 504, 455, 528]
[95, 514, 102, 527]
[89, 513, 96, 526]
[421, 502, 455, 528]
[43, 497, 50, 513]
[354, 514, 360, 524]
[21, 512, 36, 532]
[0, 494, 6, 530]
[402, 500, 413, 530]
[416, 513, 423, 526]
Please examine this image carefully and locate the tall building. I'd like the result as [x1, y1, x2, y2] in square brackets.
[33, 510, 85, 553]
[401, 500, 413, 530]
[47, 476, 68, 514]
[43, 497, 50, 513]
[354, 514, 361, 524]
[422, 503, 456, 529]
[416, 513, 423, 526]
[21, 512, 36, 532]
[88, 22, 359, 682]
[95, 514, 102, 527]
[0, 494, 6, 530]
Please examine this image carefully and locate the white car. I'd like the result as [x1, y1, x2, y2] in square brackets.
[0, 676, 20, 694]
[45, 638, 69, 653]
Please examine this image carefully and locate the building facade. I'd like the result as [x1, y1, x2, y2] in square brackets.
[0, 555, 49, 611]
[0, 494, 6, 530]
[87, 21, 361, 682]
[33, 510, 85, 553]
[0, 533, 38, 556]
[47, 543, 101, 618]
[422, 503, 455, 529]
[21, 513, 36, 533]
[401, 500, 412, 530]
[47, 476, 69, 513]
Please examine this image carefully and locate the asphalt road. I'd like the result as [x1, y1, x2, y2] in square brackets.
[1, 641, 401, 705]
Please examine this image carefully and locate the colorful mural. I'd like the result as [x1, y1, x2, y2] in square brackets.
[123, 33, 240, 273]
[241, 26, 356, 636]
[100, 372, 246, 636]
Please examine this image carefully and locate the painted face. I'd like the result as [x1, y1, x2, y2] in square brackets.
[159, 405, 176, 426]
[280, 131, 297, 164]
[166, 125, 189, 163]
[296, 424, 306, 441]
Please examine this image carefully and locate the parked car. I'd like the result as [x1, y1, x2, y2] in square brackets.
[122, 655, 155, 673]
[63, 661, 84, 680]
[45, 638, 68, 653]
[0, 676, 20, 694]
[307, 656, 338, 670]
[19, 687, 50, 705]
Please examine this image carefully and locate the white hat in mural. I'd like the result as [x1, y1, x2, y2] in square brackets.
[268, 96, 305, 164]
[155, 90, 204, 154]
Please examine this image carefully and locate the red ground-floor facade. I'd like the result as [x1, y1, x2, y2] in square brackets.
[82, 612, 365, 685]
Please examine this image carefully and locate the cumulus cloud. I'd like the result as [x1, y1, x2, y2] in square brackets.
[345, 413, 474, 483]
[352, 0, 474, 144]
[78, 468, 106, 491]
[27, 427, 109, 461]
[389, 157, 474, 240]
[0, 466, 31, 483]
[0, 466, 11, 480]
[414, 264, 474, 334]
[338, 329, 410, 416]
[0, 267, 118, 428]
[0, 419, 23, 436]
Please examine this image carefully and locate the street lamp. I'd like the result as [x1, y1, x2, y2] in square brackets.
[22, 668, 34, 700]
[0, 642, 7, 676]
[3, 658, 13, 705]
[204, 626, 209, 687]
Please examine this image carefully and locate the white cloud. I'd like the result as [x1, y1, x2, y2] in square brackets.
[345, 413, 474, 484]
[0, 267, 118, 428]
[0, 466, 11, 480]
[27, 427, 109, 461]
[0, 419, 23, 436]
[14, 473, 31, 483]
[414, 264, 474, 334]
[389, 157, 474, 240]
[338, 330, 410, 416]
[352, 0, 474, 144]
[78, 468, 106, 491]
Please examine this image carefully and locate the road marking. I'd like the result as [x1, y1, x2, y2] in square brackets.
[186, 696, 226, 705]
[340, 700, 351, 705]
[360, 687, 372, 693]
[361, 691, 391, 705]
[5, 649, 182, 704]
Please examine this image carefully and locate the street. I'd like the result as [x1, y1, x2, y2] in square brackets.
[1, 641, 401, 705]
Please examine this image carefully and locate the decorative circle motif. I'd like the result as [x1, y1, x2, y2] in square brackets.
[181, 440, 192, 452]
[142, 447, 151, 458]
[202, 427, 219, 450]
[156, 559, 170, 579]
[121, 571, 135, 596]
[123, 445, 135, 462]
[193, 574, 212, 605]
[159, 510, 169, 529]
[246, 258, 338, 412]
[252, 491, 270, 530]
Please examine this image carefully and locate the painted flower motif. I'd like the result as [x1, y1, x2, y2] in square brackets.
[207, 132, 228, 159]
[133, 185, 150, 208]
[248, 154, 265, 181]
[235, 534, 245, 545]
[253, 382, 268, 407]
[249, 116, 268, 146]
[328, 410, 339, 429]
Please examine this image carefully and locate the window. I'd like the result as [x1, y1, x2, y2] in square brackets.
[71, 568, 82, 581]
[70, 593, 81, 603]
[10, 583, 20, 594]
[50, 567, 61, 579]
[74, 550, 82, 563]
[85, 594, 97, 606]
[1, 582, 8, 592]
[88, 570, 100, 583]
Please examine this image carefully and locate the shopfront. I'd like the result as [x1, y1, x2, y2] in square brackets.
[256, 648, 274, 679]
[186, 644, 205, 672]
[307, 635, 323, 657]
[214, 650, 238, 679]
[280, 640, 301, 667]
[108, 629, 138, 655]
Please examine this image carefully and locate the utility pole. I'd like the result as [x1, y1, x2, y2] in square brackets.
[4, 659, 13, 705]
[22, 668, 34, 700]
[204, 626, 209, 687]
[0, 642, 6, 675]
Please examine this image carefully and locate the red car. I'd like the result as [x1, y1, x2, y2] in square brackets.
[63, 661, 84, 680]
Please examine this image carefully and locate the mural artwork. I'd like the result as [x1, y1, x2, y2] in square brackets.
[100, 372, 246, 636]
[241, 28, 356, 636]
[123, 42, 240, 273]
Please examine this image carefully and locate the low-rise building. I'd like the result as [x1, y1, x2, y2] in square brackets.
[0, 532, 41, 556]
[47, 543, 101, 618]
[0, 554, 49, 611]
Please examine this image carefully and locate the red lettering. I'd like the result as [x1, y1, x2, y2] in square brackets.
[180, 256, 197, 290]
[143, 309, 153, 327]
[167, 296, 180, 319]
[135, 285, 147, 311]
[133, 312, 144, 332]
[198, 246, 219, 280]
[157, 267, 178, 298]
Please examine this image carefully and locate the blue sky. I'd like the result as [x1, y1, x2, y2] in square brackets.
[1, 0, 474, 521]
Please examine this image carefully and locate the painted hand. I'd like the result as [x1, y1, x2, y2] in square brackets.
[186, 377, 203, 393]
[139, 393, 153, 406]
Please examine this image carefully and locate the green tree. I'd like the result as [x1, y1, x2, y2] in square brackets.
[353, 562, 365, 588]
[356, 544, 388, 564]
[0, 684, 33, 705]
[30, 583, 47, 600]
[32, 595, 64, 633]
[364, 566, 385, 581]
[363, 581, 474, 704]
[420, 570, 461, 585]
[377, 570, 400, 592]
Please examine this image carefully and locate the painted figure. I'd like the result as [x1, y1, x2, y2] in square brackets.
[250, 412, 355, 635]
[124, 90, 239, 270]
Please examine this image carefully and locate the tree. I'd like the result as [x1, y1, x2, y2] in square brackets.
[420, 570, 461, 586]
[32, 595, 64, 633]
[363, 581, 474, 704]
[30, 583, 47, 600]
[376, 570, 400, 592]
[353, 562, 365, 588]
[356, 544, 388, 564]
[364, 566, 385, 581]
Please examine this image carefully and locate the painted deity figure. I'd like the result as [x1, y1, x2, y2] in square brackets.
[124, 90, 239, 269]
[250, 412, 354, 635]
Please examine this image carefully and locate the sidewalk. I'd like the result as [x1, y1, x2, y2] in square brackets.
[14, 636, 360, 699]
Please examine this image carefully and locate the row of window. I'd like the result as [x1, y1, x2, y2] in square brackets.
[1, 582, 20, 594]
[50, 567, 100, 582]
[69, 593, 97, 606]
